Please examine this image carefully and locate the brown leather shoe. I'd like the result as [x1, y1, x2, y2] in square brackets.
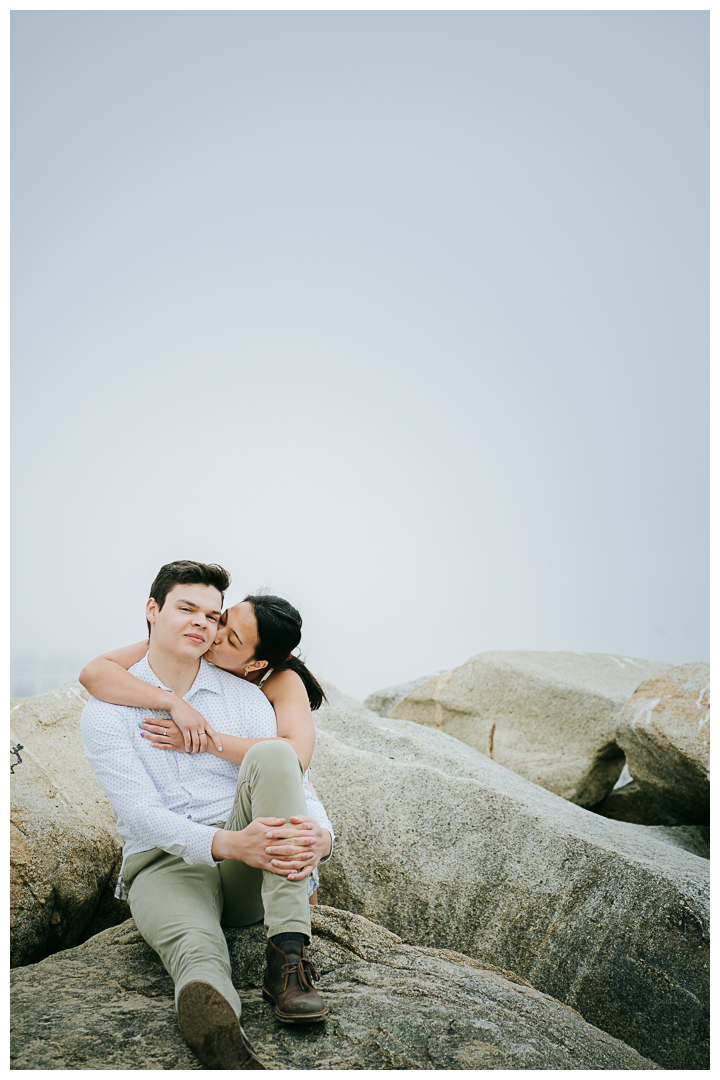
[177, 980, 265, 1069]
[262, 939, 328, 1023]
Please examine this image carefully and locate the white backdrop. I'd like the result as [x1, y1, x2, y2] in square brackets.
[11, 11, 708, 700]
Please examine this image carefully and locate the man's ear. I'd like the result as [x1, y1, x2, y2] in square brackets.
[146, 598, 158, 627]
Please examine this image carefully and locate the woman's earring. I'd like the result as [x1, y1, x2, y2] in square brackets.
[244, 666, 251, 676]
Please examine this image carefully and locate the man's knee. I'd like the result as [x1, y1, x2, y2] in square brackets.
[244, 739, 302, 774]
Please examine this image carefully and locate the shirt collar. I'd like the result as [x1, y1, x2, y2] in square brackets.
[135, 654, 224, 698]
[188, 658, 224, 696]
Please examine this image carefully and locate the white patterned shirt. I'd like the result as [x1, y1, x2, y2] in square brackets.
[81, 656, 334, 884]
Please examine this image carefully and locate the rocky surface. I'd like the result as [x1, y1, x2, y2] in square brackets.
[364, 672, 446, 718]
[10, 907, 659, 1071]
[372, 652, 669, 808]
[615, 663, 710, 825]
[620, 823, 710, 860]
[310, 700, 709, 1070]
[10, 684, 126, 966]
[593, 778, 689, 827]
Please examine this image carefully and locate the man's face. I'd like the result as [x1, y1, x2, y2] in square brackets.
[146, 583, 223, 663]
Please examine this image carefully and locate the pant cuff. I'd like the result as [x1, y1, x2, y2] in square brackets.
[266, 920, 312, 940]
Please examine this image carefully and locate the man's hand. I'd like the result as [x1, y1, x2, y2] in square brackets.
[167, 697, 223, 754]
[265, 815, 332, 881]
[211, 818, 319, 876]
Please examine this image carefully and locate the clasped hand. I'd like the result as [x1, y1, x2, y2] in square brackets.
[213, 816, 330, 881]
[140, 700, 222, 755]
[264, 815, 330, 880]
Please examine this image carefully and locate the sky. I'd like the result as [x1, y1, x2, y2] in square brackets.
[11, 10, 709, 701]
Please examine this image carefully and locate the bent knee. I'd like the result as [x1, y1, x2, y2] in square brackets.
[244, 739, 301, 770]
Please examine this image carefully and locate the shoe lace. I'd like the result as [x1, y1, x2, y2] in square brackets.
[282, 956, 320, 992]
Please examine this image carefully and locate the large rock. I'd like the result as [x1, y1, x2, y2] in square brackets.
[10, 907, 658, 1070]
[10, 684, 126, 966]
[615, 663, 710, 825]
[591, 778, 690, 826]
[620, 824, 710, 860]
[380, 651, 669, 807]
[310, 701, 709, 1070]
[364, 672, 447, 717]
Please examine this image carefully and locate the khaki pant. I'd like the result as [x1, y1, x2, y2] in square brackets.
[124, 740, 312, 1018]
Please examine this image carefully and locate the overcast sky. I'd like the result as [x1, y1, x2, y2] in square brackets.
[11, 10, 708, 701]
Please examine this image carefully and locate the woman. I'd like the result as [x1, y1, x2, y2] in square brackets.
[80, 593, 328, 902]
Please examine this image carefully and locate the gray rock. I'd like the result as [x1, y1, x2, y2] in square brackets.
[310, 701, 709, 1069]
[10, 684, 127, 966]
[618, 823, 710, 861]
[591, 779, 691, 826]
[615, 663, 710, 824]
[364, 672, 447, 717]
[319, 679, 367, 712]
[10, 907, 659, 1070]
[386, 651, 669, 807]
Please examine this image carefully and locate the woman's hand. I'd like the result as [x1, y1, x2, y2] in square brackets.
[264, 815, 332, 881]
[140, 710, 223, 756]
[167, 697, 223, 754]
[140, 716, 187, 753]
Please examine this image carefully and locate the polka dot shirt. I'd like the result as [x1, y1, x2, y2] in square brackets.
[81, 656, 334, 882]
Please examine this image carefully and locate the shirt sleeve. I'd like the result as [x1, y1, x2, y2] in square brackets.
[303, 769, 334, 863]
[81, 697, 219, 866]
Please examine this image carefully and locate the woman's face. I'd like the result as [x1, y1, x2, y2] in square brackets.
[204, 601, 265, 677]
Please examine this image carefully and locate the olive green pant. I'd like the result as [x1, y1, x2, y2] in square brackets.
[124, 740, 312, 1018]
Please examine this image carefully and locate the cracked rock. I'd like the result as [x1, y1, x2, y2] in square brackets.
[615, 663, 710, 825]
[311, 698, 709, 1069]
[10, 683, 127, 966]
[10, 906, 659, 1071]
[368, 651, 669, 807]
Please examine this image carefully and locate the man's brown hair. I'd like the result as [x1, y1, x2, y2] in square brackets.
[147, 560, 231, 635]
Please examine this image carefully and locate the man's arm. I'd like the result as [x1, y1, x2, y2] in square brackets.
[81, 697, 220, 865]
[82, 697, 310, 877]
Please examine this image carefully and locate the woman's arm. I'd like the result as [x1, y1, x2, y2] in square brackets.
[142, 721, 283, 767]
[80, 642, 153, 704]
[79, 643, 220, 754]
[141, 668, 316, 770]
[261, 669, 316, 772]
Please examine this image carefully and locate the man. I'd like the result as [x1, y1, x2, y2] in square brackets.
[81, 560, 334, 1070]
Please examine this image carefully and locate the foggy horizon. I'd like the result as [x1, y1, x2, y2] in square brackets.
[11, 10, 708, 702]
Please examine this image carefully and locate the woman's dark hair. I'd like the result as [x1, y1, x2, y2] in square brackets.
[244, 594, 327, 711]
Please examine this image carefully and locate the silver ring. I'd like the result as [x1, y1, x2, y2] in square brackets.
[164, 729, 169, 735]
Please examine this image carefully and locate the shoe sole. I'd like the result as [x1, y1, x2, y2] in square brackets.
[178, 980, 265, 1069]
[261, 986, 328, 1023]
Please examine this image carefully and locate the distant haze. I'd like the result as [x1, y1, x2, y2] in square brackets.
[11, 11, 708, 701]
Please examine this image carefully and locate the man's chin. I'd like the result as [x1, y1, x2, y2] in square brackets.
[182, 640, 211, 661]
